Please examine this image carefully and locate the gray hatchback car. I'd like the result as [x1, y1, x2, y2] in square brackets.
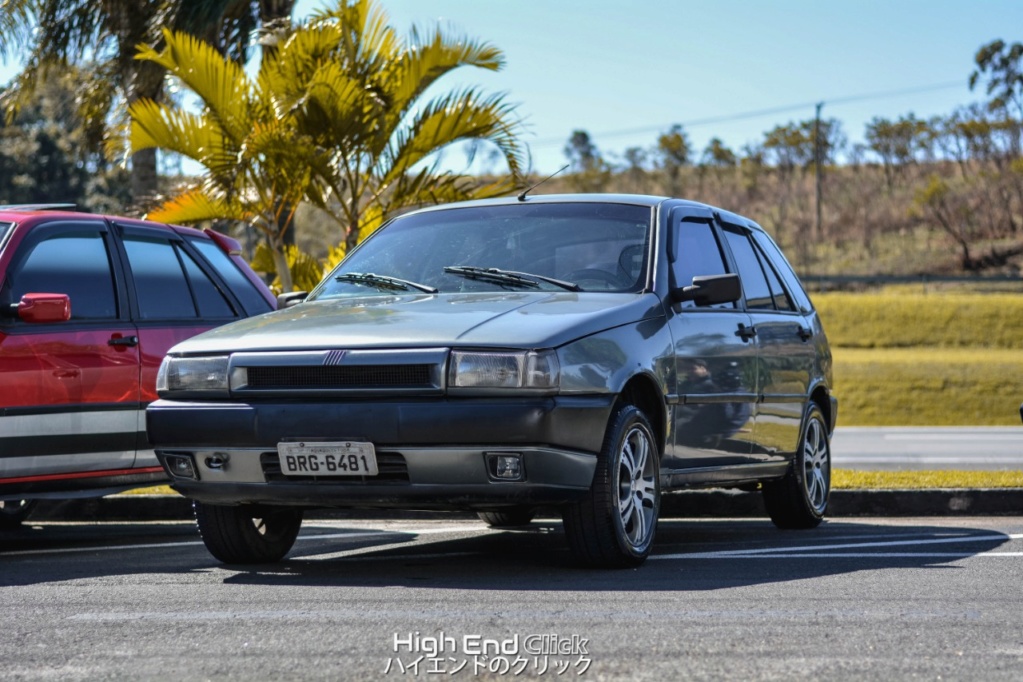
[147, 194, 837, 568]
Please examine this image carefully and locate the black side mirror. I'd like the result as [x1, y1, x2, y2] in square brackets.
[671, 273, 741, 307]
[276, 291, 308, 309]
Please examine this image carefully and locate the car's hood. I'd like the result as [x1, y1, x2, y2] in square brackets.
[172, 292, 665, 354]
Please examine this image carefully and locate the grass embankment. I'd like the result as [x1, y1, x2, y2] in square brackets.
[833, 469, 1023, 489]
[814, 291, 1023, 426]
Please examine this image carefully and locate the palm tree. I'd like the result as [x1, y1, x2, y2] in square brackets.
[129, 0, 525, 291]
[0, 0, 297, 210]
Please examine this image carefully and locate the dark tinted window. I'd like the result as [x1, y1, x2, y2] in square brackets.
[755, 244, 795, 312]
[0, 221, 13, 249]
[750, 230, 813, 313]
[721, 225, 773, 310]
[313, 202, 652, 296]
[124, 236, 197, 319]
[672, 221, 733, 309]
[14, 232, 117, 319]
[190, 239, 273, 315]
[180, 247, 235, 318]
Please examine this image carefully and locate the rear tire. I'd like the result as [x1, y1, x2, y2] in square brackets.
[762, 403, 831, 529]
[477, 508, 536, 527]
[563, 404, 660, 568]
[0, 499, 37, 530]
[194, 501, 303, 564]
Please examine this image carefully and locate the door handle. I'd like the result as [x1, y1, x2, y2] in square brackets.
[736, 323, 757, 341]
[108, 335, 139, 347]
[797, 326, 812, 341]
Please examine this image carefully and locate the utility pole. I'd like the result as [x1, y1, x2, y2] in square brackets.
[814, 101, 824, 241]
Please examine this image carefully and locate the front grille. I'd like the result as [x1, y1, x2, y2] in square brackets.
[260, 451, 410, 484]
[246, 365, 433, 390]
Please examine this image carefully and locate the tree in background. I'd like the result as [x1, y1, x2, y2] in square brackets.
[0, 67, 130, 210]
[0, 0, 297, 211]
[129, 0, 525, 292]
[655, 124, 691, 196]
[865, 114, 928, 190]
[563, 129, 611, 192]
[972, 40, 1023, 123]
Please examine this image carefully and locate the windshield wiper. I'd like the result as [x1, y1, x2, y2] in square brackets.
[335, 272, 438, 294]
[443, 266, 581, 292]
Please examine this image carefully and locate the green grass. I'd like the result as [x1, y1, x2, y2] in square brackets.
[833, 347, 1023, 426]
[815, 291, 1023, 349]
[833, 469, 1023, 489]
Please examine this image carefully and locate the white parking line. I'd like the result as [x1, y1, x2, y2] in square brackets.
[652, 533, 1023, 560]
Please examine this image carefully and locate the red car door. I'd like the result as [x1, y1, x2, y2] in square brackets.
[0, 219, 142, 487]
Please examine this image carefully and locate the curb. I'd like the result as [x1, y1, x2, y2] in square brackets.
[29, 488, 1023, 523]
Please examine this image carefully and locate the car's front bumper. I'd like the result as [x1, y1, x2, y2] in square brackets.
[147, 395, 614, 510]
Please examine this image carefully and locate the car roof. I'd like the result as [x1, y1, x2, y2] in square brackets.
[400, 192, 762, 231]
[0, 207, 210, 238]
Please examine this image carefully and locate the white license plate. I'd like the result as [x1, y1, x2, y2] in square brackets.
[277, 441, 378, 476]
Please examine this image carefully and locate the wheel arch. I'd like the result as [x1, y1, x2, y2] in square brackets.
[809, 383, 835, 436]
[616, 373, 668, 457]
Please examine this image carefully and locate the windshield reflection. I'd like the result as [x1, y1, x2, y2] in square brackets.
[310, 203, 652, 300]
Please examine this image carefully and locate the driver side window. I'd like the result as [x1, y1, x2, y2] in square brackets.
[673, 221, 733, 309]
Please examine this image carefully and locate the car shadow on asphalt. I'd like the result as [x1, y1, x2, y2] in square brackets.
[1, 517, 1014, 590]
[219, 517, 1014, 591]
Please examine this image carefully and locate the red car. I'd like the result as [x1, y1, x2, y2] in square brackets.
[0, 205, 275, 528]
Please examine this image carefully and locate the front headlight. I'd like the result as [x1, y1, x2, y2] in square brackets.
[449, 350, 560, 391]
[156, 355, 230, 396]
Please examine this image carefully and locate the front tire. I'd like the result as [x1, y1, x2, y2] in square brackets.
[194, 502, 303, 564]
[762, 403, 831, 529]
[563, 404, 660, 568]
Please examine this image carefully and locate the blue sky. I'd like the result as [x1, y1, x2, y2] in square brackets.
[3, 0, 1022, 174]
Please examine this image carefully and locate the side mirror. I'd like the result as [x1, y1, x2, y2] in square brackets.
[671, 273, 741, 307]
[276, 291, 308, 309]
[17, 293, 71, 323]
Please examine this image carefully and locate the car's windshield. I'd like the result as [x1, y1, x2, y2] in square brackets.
[310, 203, 652, 300]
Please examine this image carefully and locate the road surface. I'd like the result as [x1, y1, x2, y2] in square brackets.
[832, 426, 1023, 470]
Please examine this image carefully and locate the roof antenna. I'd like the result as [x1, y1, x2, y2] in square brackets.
[517, 164, 570, 202]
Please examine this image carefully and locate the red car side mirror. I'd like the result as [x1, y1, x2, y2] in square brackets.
[18, 293, 71, 323]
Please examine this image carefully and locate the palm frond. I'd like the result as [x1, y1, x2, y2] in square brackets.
[261, 22, 346, 102]
[135, 28, 252, 143]
[382, 169, 503, 219]
[147, 186, 250, 225]
[379, 88, 524, 187]
[128, 97, 238, 180]
[0, 0, 35, 60]
[385, 25, 504, 122]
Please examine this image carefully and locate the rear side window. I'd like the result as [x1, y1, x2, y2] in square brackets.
[124, 236, 236, 320]
[12, 232, 118, 319]
[750, 230, 814, 313]
[0, 221, 13, 251]
[189, 238, 273, 315]
[755, 244, 795, 312]
[721, 226, 774, 310]
[673, 221, 733, 309]
[180, 249, 235, 318]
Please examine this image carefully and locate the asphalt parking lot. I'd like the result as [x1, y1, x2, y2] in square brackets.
[3, 515, 1022, 680]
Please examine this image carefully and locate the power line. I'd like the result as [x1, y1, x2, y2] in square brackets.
[528, 80, 967, 148]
